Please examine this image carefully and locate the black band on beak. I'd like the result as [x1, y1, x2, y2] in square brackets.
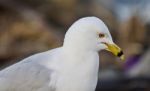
[117, 51, 123, 57]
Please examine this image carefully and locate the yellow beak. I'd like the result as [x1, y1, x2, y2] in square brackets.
[104, 43, 125, 60]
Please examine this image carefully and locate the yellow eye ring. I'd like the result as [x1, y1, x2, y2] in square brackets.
[99, 33, 105, 38]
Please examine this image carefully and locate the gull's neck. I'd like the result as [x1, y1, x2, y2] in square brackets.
[60, 45, 99, 91]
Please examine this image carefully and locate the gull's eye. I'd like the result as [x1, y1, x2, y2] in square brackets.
[99, 33, 105, 38]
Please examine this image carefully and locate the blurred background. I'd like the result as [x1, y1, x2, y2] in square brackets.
[0, 0, 150, 91]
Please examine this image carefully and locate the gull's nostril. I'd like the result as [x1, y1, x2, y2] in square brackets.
[117, 50, 123, 57]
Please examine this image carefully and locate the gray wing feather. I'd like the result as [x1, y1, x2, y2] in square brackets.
[0, 53, 56, 91]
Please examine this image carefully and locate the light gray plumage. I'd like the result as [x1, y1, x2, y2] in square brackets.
[0, 48, 59, 91]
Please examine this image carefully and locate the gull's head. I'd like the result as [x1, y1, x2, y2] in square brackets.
[64, 17, 124, 60]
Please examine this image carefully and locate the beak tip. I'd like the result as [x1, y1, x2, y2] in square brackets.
[120, 55, 125, 61]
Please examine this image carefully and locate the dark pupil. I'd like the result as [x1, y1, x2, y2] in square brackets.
[99, 34, 104, 37]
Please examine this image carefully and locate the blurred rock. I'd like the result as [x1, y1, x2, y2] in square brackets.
[0, 6, 62, 69]
[117, 16, 146, 58]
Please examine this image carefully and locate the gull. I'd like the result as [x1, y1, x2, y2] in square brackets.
[0, 17, 124, 91]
